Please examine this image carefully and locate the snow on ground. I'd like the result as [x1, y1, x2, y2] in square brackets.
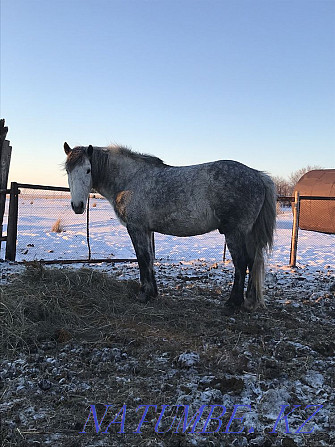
[1, 195, 334, 273]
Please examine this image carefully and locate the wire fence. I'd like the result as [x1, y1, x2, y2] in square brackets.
[1, 188, 334, 269]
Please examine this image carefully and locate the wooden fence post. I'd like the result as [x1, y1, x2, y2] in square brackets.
[5, 182, 19, 261]
[0, 120, 12, 255]
[290, 191, 300, 267]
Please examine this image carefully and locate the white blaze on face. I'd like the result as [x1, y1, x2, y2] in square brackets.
[67, 158, 92, 214]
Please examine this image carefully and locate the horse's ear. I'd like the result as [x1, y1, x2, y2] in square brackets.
[87, 145, 93, 158]
[64, 142, 71, 155]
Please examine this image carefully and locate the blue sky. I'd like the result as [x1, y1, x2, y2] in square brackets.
[1, 0, 334, 186]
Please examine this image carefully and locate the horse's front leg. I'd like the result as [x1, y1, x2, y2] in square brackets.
[127, 225, 157, 302]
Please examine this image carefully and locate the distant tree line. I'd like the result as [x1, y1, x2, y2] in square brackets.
[272, 165, 322, 197]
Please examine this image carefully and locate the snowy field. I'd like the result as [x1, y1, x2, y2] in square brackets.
[1, 194, 334, 272]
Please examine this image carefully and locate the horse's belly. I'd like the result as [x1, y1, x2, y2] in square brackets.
[158, 226, 217, 237]
[152, 211, 219, 237]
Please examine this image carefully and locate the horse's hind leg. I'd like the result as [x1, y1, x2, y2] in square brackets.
[127, 225, 157, 302]
[245, 243, 265, 310]
[224, 231, 248, 308]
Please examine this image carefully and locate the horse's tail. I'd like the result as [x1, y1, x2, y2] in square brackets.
[246, 172, 276, 306]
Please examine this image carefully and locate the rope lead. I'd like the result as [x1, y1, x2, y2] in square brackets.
[86, 194, 91, 260]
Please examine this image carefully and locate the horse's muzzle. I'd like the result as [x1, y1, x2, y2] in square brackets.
[71, 201, 85, 214]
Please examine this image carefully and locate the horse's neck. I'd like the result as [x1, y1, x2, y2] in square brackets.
[92, 150, 145, 197]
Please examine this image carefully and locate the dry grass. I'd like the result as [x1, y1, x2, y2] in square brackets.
[51, 218, 63, 233]
[0, 264, 139, 355]
[0, 265, 227, 365]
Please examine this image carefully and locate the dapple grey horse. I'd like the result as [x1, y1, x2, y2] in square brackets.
[64, 142, 276, 310]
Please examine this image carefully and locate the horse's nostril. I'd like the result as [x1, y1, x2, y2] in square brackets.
[71, 201, 84, 213]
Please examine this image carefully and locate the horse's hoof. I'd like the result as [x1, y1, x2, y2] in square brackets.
[242, 299, 262, 312]
[136, 292, 150, 303]
[222, 302, 241, 315]
[241, 302, 254, 312]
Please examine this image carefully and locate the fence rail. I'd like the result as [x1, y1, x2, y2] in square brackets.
[16, 183, 70, 192]
[278, 195, 335, 201]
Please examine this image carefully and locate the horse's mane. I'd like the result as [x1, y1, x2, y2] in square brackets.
[65, 145, 165, 172]
[108, 145, 165, 167]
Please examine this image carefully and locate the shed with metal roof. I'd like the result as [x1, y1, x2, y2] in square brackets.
[294, 169, 335, 234]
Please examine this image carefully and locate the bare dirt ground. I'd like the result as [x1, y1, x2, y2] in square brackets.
[1, 262, 334, 446]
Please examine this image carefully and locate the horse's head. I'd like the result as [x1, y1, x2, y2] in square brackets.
[64, 142, 93, 214]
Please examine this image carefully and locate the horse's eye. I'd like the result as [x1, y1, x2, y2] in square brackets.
[87, 169, 91, 174]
